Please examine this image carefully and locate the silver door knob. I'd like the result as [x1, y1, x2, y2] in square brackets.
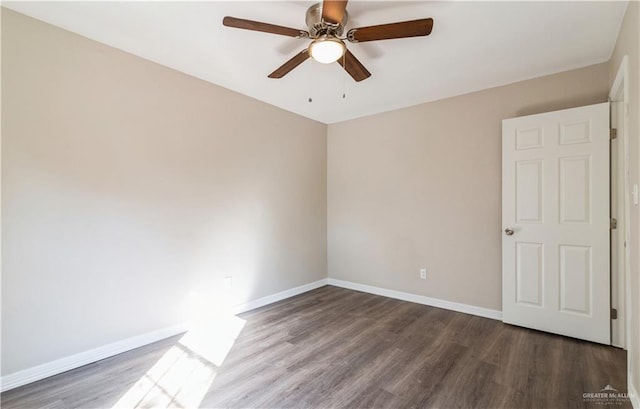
[505, 228, 514, 236]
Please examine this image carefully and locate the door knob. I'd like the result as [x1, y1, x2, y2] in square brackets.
[505, 228, 514, 236]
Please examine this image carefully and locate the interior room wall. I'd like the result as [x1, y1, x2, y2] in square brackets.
[609, 0, 640, 400]
[327, 62, 610, 312]
[1, 9, 327, 377]
[3, 1, 636, 395]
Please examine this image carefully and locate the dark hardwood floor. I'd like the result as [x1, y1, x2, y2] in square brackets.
[1, 286, 630, 408]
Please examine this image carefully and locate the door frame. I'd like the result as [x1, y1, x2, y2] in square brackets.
[609, 54, 630, 351]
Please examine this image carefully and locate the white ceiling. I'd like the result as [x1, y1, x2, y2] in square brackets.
[4, 1, 629, 124]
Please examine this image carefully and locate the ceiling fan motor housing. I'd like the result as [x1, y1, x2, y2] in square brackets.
[306, 3, 348, 37]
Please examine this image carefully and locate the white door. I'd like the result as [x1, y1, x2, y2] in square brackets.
[502, 102, 610, 344]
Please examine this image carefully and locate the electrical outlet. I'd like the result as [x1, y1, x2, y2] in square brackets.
[420, 268, 427, 280]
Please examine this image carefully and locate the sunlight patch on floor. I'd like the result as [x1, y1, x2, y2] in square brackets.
[111, 298, 246, 409]
[180, 313, 246, 367]
[111, 343, 217, 408]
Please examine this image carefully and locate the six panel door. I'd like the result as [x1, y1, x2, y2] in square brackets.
[502, 102, 610, 344]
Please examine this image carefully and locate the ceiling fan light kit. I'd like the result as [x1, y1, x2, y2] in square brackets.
[308, 36, 345, 64]
[222, 1, 434, 82]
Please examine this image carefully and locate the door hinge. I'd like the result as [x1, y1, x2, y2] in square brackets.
[611, 128, 618, 140]
[611, 218, 618, 230]
[611, 308, 618, 320]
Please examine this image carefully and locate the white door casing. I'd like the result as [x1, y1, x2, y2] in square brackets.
[502, 102, 610, 344]
[609, 55, 631, 352]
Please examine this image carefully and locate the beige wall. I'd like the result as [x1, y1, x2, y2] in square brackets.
[609, 0, 640, 398]
[1, 9, 327, 376]
[328, 63, 610, 311]
[2, 1, 635, 390]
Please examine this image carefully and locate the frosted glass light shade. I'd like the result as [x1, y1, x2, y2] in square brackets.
[309, 37, 346, 64]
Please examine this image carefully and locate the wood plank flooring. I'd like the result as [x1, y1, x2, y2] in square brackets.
[1, 286, 630, 408]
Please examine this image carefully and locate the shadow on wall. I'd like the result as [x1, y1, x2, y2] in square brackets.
[515, 96, 608, 118]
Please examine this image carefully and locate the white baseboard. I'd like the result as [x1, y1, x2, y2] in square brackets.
[630, 380, 640, 409]
[0, 278, 328, 393]
[232, 278, 328, 314]
[327, 278, 503, 321]
[0, 323, 189, 393]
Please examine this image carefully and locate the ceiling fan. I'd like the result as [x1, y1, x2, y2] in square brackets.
[223, 1, 434, 82]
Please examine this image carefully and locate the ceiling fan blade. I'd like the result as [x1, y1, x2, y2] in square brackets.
[347, 18, 433, 42]
[337, 49, 371, 82]
[223, 16, 307, 38]
[268, 49, 310, 79]
[322, 0, 348, 25]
